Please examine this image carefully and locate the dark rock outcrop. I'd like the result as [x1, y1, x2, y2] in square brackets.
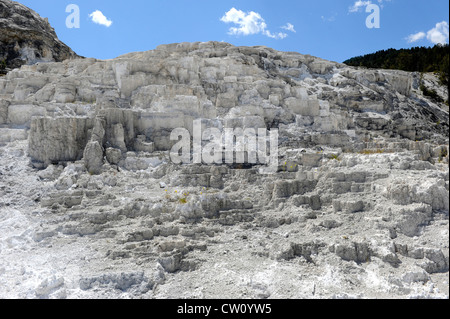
[0, 0, 78, 73]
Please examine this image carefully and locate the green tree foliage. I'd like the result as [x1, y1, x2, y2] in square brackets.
[438, 53, 449, 86]
[344, 44, 449, 86]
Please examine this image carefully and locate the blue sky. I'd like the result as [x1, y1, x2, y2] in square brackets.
[16, 0, 449, 63]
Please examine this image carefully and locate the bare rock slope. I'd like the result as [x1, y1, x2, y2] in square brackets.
[0, 37, 448, 298]
[0, 0, 78, 73]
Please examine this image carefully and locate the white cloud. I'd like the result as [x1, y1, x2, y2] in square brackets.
[321, 14, 337, 22]
[221, 8, 266, 36]
[281, 23, 296, 33]
[349, 0, 390, 13]
[406, 31, 426, 43]
[221, 8, 288, 40]
[265, 30, 288, 39]
[349, 1, 372, 13]
[406, 21, 449, 45]
[89, 10, 113, 27]
[427, 21, 449, 45]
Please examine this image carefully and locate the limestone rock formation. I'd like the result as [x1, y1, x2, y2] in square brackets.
[0, 41, 447, 170]
[0, 0, 78, 73]
[0, 3, 448, 299]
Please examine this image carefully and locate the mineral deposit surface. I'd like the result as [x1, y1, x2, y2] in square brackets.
[0, 1, 448, 299]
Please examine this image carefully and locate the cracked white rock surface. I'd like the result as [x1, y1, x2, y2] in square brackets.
[0, 40, 448, 299]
